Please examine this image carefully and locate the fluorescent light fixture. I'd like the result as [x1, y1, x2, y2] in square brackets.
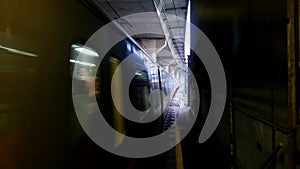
[69, 59, 96, 67]
[71, 44, 81, 48]
[127, 43, 131, 51]
[74, 47, 99, 57]
[0, 45, 37, 57]
[135, 72, 142, 76]
[184, 0, 191, 60]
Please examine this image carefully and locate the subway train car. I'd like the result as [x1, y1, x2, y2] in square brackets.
[70, 38, 179, 138]
[70, 38, 180, 169]
[0, 0, 180, 169]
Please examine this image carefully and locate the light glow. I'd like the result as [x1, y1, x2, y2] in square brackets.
[135, 72, 142, 76]
[74, 47, 99, 57]
[69, 59, 96, 67]
[184, 0, 191, 61]
[0, 45, 37, 57]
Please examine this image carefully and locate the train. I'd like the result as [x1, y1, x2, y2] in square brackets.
[70, 37, 180, 138]
[70, 37, 180, 169]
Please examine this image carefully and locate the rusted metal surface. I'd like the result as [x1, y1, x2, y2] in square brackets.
[288, 0, 297, 131]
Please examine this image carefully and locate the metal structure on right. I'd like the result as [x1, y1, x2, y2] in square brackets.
[189, 0, 300, 168]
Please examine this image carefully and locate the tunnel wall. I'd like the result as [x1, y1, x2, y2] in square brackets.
[190, 0, 298, 168]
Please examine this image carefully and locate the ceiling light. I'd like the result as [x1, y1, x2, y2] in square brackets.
[69, 59, 96, 67]
[74, 47, 99, 57]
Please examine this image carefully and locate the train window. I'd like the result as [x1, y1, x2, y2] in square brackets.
[69, 43, 98, 80]
[126, 43, 131, 52]
[70, 43, 99, 95]
[129, 70, 151, 111]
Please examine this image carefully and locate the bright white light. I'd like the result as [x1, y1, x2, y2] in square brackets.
[184, 0, 191, 61]
[127, 43, 131, 51]
[69, 59, 96, 67]
[135, 72, 142, 76]
[74, 47, 99, 57]
[0, 45, 37, 57]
